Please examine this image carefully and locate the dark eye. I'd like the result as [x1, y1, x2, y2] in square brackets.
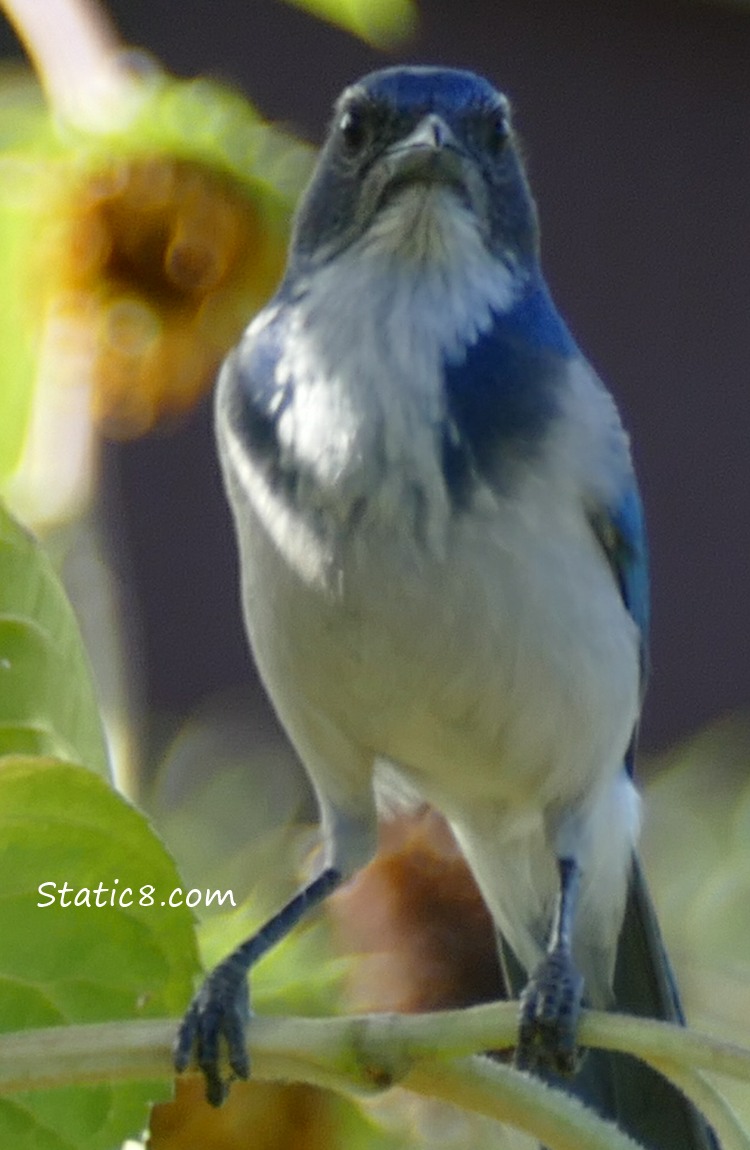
[339, 106, 369, 154]
[481, 106, 510, 156]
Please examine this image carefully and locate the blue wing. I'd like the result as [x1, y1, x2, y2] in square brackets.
[441, 276, 578, 504]
[220, 307, 299, 496]
[591, 482, 650, 773]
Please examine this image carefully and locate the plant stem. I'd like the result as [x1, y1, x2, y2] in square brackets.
[404, 1057, 644, 1150]
[1, 0, 141, 127]
[0, 1006, 748, 1150]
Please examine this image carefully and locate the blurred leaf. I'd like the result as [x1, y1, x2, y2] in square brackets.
[0, 74, 50, 479]
[0, 756, 200, 1149]
[0, 206, 37, 480]
[641, 713, 750, 1131]
[0, 503, 109, 775]
[148, 693, 315, 914]
[284, 0, 417, 46]
[642, 713, 750, 971]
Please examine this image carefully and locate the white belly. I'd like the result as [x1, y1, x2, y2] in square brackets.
[227, 457, 640, 823]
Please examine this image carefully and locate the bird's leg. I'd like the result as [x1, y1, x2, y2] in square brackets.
[174, 865, 342, 1106]
[515, 855, 585, 1076]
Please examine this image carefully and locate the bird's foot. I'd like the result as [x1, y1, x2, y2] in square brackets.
[174, 960, 251, 1107]
[514, 946, 584, 1077]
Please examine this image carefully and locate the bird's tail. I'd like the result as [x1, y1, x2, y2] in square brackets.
[603, 855, 718, 1148]
[499, 855, 719, 1149]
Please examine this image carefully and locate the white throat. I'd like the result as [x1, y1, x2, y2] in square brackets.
[271, 188, 519, 537]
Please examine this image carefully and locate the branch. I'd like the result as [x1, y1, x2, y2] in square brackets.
[403, 1057, 644, 1150]
[0, 1005, 748, 1150]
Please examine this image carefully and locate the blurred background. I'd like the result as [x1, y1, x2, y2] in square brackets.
[94, 1, 750, 759]
[0, 1, 748, 1145]
[3, 0, 747, 760]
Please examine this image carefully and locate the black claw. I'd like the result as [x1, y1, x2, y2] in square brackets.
[174, 868, 344, 1105]
[173, 1007, 195, 1074]
[226, 1013, 251, 1081]
[204, 1066, 227, 1108]
[515, 947, 584, 1077]
[173, 961, 251, 1106]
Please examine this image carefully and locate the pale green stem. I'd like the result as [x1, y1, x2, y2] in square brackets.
[0, 1005, 748, 1147]
[1, 0, 143, 128]
[579, 1010, 750, 1083]
[404, 1057, 645, 1150]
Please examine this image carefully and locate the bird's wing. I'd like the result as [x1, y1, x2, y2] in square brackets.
[589, 481, 650, 774]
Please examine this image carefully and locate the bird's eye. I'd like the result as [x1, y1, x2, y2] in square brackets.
[482, 107, 510, 156]
[339, 107, 369, 154]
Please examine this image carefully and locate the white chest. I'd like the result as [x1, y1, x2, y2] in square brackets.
[217, 195, 640, 817]
[223, 395, 640, 820]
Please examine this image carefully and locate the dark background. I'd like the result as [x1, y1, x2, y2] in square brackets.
[5, 0, 749, 756]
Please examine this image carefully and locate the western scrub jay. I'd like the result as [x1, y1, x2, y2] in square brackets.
[176, 66, 717, 1149]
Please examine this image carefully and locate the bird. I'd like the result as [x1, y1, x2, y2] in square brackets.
[175, 66, 717, 1148]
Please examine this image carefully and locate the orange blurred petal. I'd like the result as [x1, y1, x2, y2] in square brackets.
[150, 1077, 338, 1150]
[331, 810, 504, 1015]
[32, 156, 287, 437]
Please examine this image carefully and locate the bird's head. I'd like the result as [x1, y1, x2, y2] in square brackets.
[288, 67, 539, 274]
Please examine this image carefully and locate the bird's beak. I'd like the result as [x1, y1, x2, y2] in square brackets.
[379, 114, 467, 195]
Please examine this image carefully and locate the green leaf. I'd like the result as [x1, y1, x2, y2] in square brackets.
[0, 74, 49, 480]
[0, 505, 109, 777]
[0, 757, 201, 1149]
[0, 203, 38, 481]
[283, 0, 417, 47]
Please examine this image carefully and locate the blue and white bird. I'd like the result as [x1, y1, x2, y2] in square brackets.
[176, 67, 716, 1148]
